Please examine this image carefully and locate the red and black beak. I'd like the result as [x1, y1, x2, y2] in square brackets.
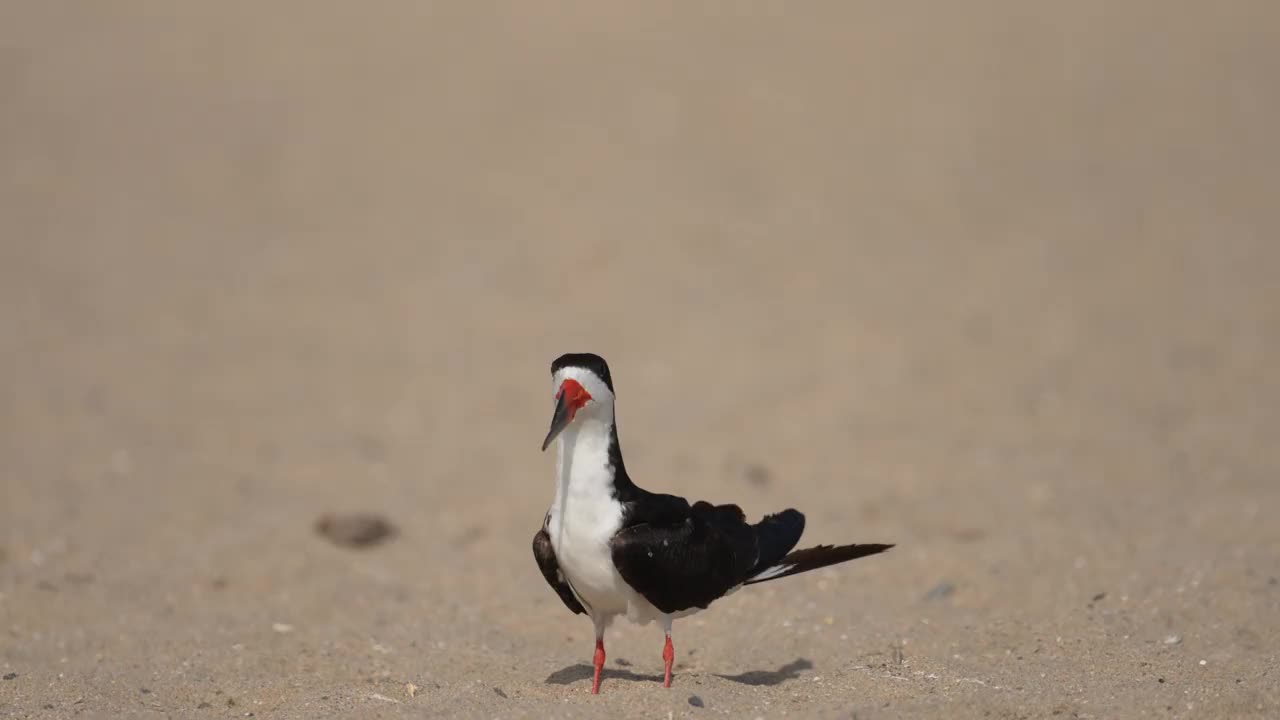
[541, 379, 592, 451]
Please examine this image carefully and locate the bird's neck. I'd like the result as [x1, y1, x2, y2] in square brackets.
[554, 417, 618, 516]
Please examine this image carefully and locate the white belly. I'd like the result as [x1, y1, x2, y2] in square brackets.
[549, 499, 630, 616]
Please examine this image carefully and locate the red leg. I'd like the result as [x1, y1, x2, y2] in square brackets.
[591, 638, 606, 695]
[662, 634, 674, 688]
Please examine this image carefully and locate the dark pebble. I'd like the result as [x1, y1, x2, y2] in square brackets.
[198, 702, 212, 709]
[1158, 678, 1165, 683]
[743, 464, 771, 486]
[923, 582, 956, 601]
[615, 658, 632, 667]
[688, 695, 705, 708]
[1091, 592, 1107, 603]
[2, 673, 15, 680]
[43, 705, 53, 710]
[140, 688, 151, 694]
[315, 513, 396, 548]
[493, 687, 507, 699]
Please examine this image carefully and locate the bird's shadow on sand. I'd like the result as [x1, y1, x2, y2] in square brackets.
[545, 658, 812, 687]
[545, 664, 663, 685]
[715, 658, 814, 686]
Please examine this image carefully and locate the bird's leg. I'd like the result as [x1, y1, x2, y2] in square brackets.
[591, 619, 607, 695]
[661, 614, 674, 688]
[662, 635, 674, 687]
[591, 637, 605, 694]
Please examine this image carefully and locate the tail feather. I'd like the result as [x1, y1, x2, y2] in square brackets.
[746, 542, 894, 585]
[750, 509, 806, 574]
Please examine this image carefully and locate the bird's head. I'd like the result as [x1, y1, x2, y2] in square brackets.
[541, 353, 616, 451]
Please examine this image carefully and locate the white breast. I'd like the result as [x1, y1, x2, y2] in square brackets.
[547, 419, 631, 616]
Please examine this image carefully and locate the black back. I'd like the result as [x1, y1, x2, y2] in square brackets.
[610, 504, 807, 614]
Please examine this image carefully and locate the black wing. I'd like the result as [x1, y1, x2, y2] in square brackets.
[532, 514, 585, 615]
[610, 500, 807, 614]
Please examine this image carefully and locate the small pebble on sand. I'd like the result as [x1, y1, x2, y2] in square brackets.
[742, 464, 771, 486]
[924, 582, 956, 602]
[315, 513, 396, 548]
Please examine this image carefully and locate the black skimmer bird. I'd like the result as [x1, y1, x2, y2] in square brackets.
[532, 353, 893, 694]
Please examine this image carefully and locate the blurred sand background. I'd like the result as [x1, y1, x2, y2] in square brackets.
[2, 2, 1279, 718]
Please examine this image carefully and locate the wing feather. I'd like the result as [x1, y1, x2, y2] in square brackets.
[531, 515, 586, 615]
[610, 501, 758, 613]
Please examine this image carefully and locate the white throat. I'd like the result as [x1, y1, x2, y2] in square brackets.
[551, 415, 618, 538]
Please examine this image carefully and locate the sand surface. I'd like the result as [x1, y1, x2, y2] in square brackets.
[3, 4, 1279, 718]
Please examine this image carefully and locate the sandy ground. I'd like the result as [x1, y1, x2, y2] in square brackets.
[3, 3, 1279, 718]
